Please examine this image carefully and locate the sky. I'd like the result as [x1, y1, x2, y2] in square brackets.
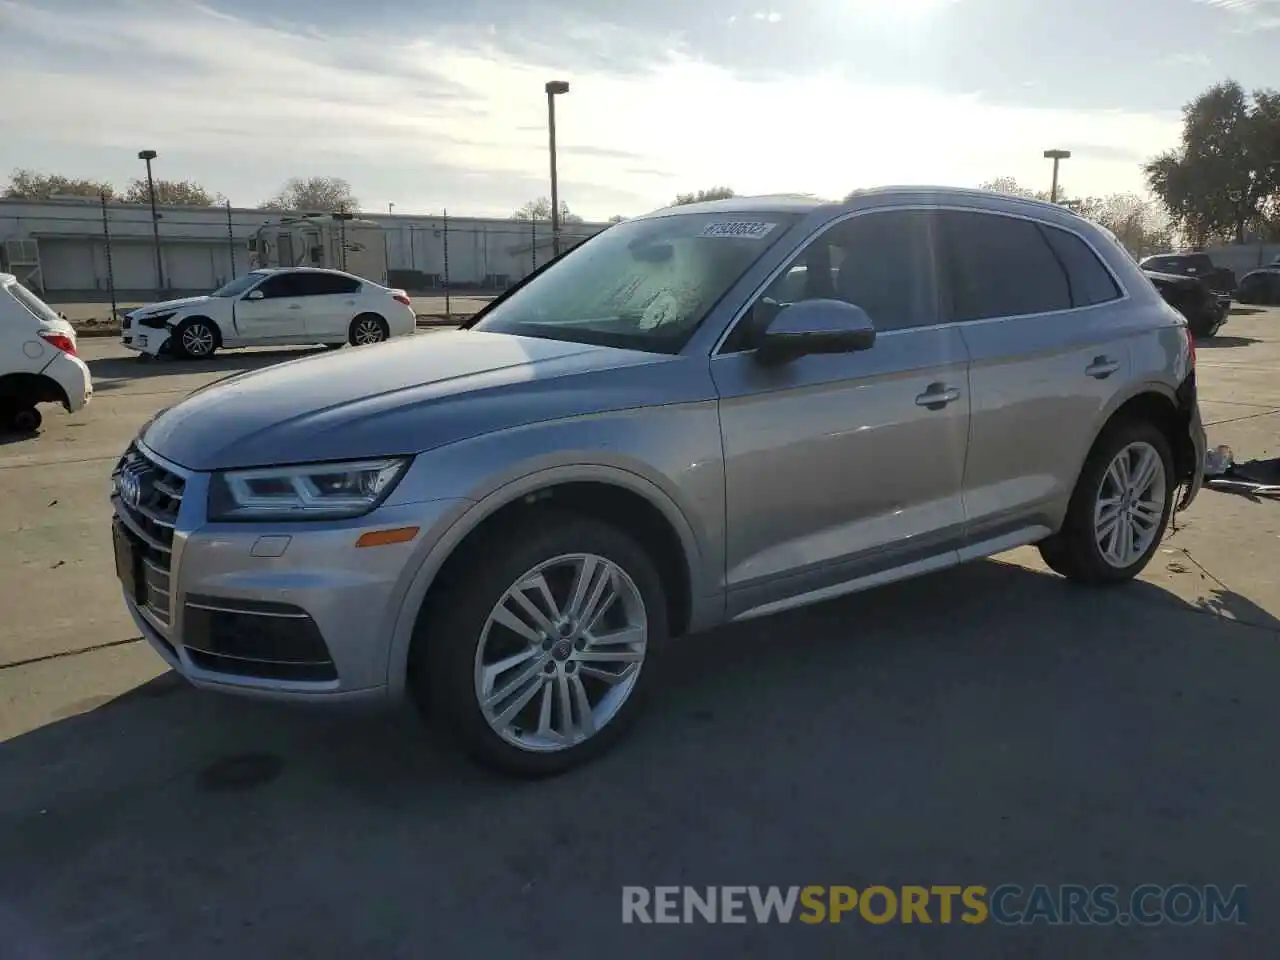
[0, 0, 1277, 221]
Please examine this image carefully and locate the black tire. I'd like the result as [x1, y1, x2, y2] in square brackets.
[417, 509, 669, 778]
[1038, 417, 1174, 585]
[6, 406, 41, 434]
[173, 318, 219, 360]
[349, 313, 389, 346]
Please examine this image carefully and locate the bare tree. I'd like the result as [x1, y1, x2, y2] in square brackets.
[4, 168, 116, 200]
[260, 176, 359, 213]
[511, 197, 582, 223]
[124, 178, 221, 207]
[673, 186, 736, 205]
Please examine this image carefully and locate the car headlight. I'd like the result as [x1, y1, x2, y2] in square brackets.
[137, 311, 176, 329]
[207, 457, 411, 521]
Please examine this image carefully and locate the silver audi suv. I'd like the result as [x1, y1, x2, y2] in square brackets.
[111, 188, 1206, 776]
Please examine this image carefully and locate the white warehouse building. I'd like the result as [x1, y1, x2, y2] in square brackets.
[0, 197, 610, 301]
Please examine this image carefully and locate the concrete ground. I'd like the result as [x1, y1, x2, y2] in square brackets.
[2, 310, 1280, 957]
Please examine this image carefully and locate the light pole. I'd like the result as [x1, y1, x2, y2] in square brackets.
[1043, 149, 1071, 203]
[137, 149, 164, 292]
[545, 79, 570, 258]
[388, 202, 395, 215]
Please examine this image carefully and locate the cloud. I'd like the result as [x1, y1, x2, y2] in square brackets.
[0, 0, 1183, 219]
[1192, 0, 1280, 26]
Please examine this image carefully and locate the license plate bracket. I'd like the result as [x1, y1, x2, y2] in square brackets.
[112, 519, 145, 604]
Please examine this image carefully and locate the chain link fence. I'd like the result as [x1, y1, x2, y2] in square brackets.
[0, 199, 610, 318]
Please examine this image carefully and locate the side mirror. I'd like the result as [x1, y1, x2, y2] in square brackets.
[755, 298, 876, 364]
[245, 289, 265, 301]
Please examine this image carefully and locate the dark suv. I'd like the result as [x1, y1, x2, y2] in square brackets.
[1140, 252, 1236, 303]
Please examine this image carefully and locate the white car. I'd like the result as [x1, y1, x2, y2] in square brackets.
[0, 273, 92, 433]
[121, 267, 417, 359]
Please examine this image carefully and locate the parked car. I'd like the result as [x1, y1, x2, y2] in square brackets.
[110, 189, 1206, 776]
[0, 273, 92, 433]
[1143, 269, 1228, 338]
[1236, 267, 1280, 306]
[1139, 252, 1236, 304]
[121, 267, 416, 360]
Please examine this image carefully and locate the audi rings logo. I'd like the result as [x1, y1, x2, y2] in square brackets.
[116, 469, 142, 509]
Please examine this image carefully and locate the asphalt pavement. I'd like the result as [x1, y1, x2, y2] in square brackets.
[2, 311, 1280, 958]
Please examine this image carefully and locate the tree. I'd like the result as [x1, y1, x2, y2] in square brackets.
[978, 176, 1065, 203]
[260, 176, 359, 213]
[1144, 80, 1280, 246]
[673, 186, 736, 205]
[4, 169, 116, 200]
[1074, 194, 1173, 258]
[511, 197, 582, 223]
[124, 178, 221, 207]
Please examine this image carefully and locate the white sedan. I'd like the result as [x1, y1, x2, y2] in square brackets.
[121, 268, 417, 359]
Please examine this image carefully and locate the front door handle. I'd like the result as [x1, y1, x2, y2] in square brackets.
[1086, 356, 1119, 379]
[915, 383, 961, 410]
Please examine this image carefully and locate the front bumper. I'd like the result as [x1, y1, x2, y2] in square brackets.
[111, 441, 459, 702]
[120, 328, 171, 357]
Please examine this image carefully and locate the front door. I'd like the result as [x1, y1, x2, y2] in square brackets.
[711, 208, 973, 619]
[233, 272, 309, 343]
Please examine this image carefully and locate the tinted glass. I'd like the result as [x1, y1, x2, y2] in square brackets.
[941, 211, 1070, 321]
[1143, 256, 1175, 272]
[4, 280, 62, 324]
[472, 210, 802, 353]
[256, 273, 300, 298]
[212, 272, 269, 297]
[294, 272, 360, 296]
[1040, 225, 1121, 307]
[758, 210, 936, 332]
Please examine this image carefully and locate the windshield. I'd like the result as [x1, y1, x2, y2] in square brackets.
[4, 279, 63, 325]
[212, 272, 269, 297]
[471, 211, 803, 352]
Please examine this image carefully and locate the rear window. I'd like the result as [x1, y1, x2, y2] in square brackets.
[1040, 225, 1122, 307]
[940, 210, 1071, 321]
[4, 280, 63, 324]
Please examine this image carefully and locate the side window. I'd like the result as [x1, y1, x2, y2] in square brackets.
[255, 274, 299, 299]
[299, 273, 360, 296]
[738, 210, 935, 346]
[941, 211, 1070, 321]
[1040, 225, 1121, 307]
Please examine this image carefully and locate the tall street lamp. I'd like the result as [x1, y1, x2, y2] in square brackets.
[545, 79, 570, 258]
[137, 149, 165, 292]
[388, 202, 395, 215]
[1043, 149, 1071, 204]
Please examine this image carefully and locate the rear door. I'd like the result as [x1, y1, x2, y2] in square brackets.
[942, 209, 1130, 546]
[292, 272, 362, 339]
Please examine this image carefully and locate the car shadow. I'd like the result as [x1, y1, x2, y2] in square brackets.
[86, 347, 331, 388]
[1229, 306, 1267, 316]
[2, 557, 1278, 957]
[1196, 335, 1260, 348]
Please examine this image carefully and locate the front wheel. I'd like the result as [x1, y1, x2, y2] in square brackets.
[349, 313, 389, 346]
[1038, 418, 1174, 584]
[173, 318, 219, 359]
[419, 511, 668, 777]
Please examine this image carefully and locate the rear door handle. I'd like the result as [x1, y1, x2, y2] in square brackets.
[1086, 356, 1119, 379]
[915, 383, 961, 410]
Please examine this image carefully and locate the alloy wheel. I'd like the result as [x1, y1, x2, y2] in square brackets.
[1094, 440, 1167, 568]
[353, 317, 386, 344]
[181, 323, 215, 357]
[473, 553, 648, 752]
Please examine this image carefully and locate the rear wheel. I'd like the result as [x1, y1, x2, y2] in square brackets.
[349, 313, 389, 346]
[174, 318, 219, 359]
[1038, 418, 1174, 584]
[417, 510, 667, 777]
[4, 405, 42, 434]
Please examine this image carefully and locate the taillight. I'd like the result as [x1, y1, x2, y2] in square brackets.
[392, 290, 411, 306]
[39, 331, 77, 357]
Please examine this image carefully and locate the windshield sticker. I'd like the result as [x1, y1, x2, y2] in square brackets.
[700, 221, 778, 240]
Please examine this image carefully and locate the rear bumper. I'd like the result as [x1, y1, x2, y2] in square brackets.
[1176, 372, 1206, 512]
[40, 351, 93, 412]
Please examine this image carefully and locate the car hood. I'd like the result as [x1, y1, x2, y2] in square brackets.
[141, 331, 702, 471]
[130, 295, 212, 317]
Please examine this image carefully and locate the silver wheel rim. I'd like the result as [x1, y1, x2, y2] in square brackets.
[474, 553, 648, 753]
[1094, 441, 1166, 568]
[353, 318, 385, 344]
[182, 324, 215, 356]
